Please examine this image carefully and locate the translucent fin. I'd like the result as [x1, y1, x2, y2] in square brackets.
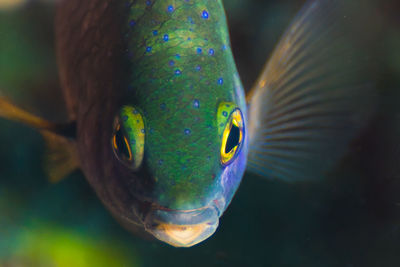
[0, 97, 56, 130]
[246, 0, 376, 182]
[0, 97, 78, 182]
[41, 131, 79, 183]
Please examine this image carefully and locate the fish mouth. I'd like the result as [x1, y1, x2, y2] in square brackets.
[143, 201, 222, 247]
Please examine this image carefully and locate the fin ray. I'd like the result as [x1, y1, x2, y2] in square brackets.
[246, 0, 377, 181]
[41, 131, 79, 183]
[0, 97, 55, 130]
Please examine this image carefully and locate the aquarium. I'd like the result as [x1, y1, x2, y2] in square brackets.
[0, 0, 399, 266]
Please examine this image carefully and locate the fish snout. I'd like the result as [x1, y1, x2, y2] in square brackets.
[144, 204, 220, 247]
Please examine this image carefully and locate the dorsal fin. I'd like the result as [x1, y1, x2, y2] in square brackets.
[0, 97, 79, 182]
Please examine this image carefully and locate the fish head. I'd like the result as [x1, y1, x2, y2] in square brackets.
[112, 89, 248, 247]
[108, 0, 248, 247]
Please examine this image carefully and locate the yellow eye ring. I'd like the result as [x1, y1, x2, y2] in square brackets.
[221, 109, 244, 166]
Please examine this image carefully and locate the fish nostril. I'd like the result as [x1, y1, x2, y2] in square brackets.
[212, 197, 225, 216]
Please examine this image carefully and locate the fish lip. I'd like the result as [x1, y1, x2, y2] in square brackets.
[145, 204, 219, 226]
[142, 200, 223, 247]
[146, 220, 219, 248]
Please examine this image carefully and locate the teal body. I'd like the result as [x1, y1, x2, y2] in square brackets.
[124, 0, 247, 210]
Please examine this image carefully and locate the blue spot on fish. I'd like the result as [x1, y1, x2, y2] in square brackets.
[209, 49, 215, 56]
[163, 34, 169, 41]
[146, 46, 152, 53]
[129, 20, 136, 27]
[175, 69, 182, 75]
[218, 78, 224, 85]
[202, 10, 209, 19]
[153, 30, 158, 36]
[169, 60, 175, 66]
[193, 99, 200, 108]
[195, 65, 202, 71]
[167, 5, 174, 12]
[184, 129, 191, 135]
[197, 47, 202, 54]
[222, 111, 228, 117]
[146, 0, 151, 6]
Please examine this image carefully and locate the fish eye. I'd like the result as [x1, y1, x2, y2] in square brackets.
[113, 122, 132, 162]
[112, 106, 145, 170]
[221, 109, 245, 166]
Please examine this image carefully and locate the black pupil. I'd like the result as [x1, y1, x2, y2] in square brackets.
[115, 126, 131, 160]
[225, 124, 240, 154]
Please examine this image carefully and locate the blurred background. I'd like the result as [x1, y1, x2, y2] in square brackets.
[0, 0, 400, 266]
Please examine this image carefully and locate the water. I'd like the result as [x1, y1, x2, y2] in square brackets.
[0, 0, 400, 266]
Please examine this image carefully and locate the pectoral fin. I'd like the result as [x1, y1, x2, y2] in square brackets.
[246, 0, 377, 182]
[0, 97, 79, 182]
[41, 130, 79, 183]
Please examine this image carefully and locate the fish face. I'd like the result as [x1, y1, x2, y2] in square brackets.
[111, 98, 248, 247]
[103, 0, 248, 246]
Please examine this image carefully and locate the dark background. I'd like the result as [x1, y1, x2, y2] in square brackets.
[0, 0, 400, 266]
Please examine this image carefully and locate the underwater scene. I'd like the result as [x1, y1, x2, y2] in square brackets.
[0, 0, 400, 266]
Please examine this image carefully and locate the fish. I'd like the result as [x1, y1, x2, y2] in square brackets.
[0, 0, 376, 247]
